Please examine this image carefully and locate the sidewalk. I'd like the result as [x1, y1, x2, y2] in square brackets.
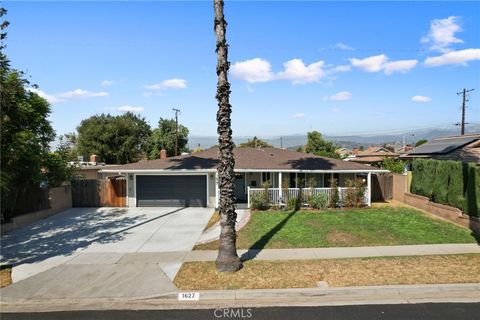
[185, 243, 480, 262]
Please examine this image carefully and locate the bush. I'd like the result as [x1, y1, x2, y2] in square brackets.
[287, 197, 301, 211]
[250, 192, 270, 210]
[431, 160, 450, 204]
[464, 163, 480, 217]
[411, 159, 435, 198]
[309, 193, 328, 210]
[446, 161, 465, 210]
[328, 177, 339, 208]
[343, 179, 356, 207]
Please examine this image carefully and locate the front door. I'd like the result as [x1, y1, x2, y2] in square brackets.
[234, 173, 246, 202]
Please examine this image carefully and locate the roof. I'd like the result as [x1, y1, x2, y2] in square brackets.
[353, 146, 398, 157]
[349, 156, 385, 163]
[102, 147, 384, 172]
[407, 134, 480, 155]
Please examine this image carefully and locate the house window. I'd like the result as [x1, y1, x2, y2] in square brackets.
[261, 172, 272, 186]
[324, 173, 340, 187]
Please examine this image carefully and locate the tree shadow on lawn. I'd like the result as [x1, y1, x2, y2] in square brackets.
[0, 207, 185, 266]
[240, 210, 297, 261]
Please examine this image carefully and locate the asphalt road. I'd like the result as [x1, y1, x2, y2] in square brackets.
[2, 303, 480, 320]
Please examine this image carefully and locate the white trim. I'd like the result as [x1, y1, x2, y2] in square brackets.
[367, 172, 372, 207]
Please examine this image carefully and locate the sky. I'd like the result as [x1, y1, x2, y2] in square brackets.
[3, 1, 480, 138]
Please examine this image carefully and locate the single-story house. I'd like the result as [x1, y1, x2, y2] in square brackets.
[401, 134, 480, 164]
[100, 147, 388, 208]
[345, 146, 398, 165]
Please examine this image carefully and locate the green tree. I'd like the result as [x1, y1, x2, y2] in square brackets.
[56, 133, 79, 161]
[415, 139, 428, 147]
[214, 0, 242, 272]
[381, 157, 405, 174]
[304, 131, 339, 158]
[238, 136, 272, 148]
[76, 113, 151, 164]
[147, 118, 189, 159]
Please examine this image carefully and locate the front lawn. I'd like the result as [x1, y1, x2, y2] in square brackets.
[194, 207, 477, 250]
[175, 254, 480, 290]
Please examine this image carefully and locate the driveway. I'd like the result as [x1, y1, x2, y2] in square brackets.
[1, 207, 213, 282]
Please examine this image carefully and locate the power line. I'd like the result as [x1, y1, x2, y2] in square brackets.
[456, 88, 474, 135]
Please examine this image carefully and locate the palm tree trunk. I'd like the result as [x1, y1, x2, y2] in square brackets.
[213, 0, 242, 272]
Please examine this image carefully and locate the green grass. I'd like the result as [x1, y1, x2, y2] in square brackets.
[194, 207, 478, 250]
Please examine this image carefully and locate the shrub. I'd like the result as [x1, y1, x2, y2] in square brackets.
[411, 159, 435, 198]
[287, 197, 301, 211]
[382, 157, 405, 174]
[309, 192, 328, 210]
[431, 160, 450, 204]
[329, 177, 339, 208]
[464, 163, 480, 217]
[446, 161, 465, 210]
[343, 179, 356, 207]
[354, 179, 367, 207]
[250, 192, 270, 210]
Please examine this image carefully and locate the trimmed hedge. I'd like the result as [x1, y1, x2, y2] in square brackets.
[411, 158, 479, 217]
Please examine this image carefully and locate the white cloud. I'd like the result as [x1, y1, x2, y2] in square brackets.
[424, 48, 480, 67]
[293, 113, 306, 119]
[329, 91, 352, 101]
[350, 55, 418, 75]
[27, 88, 64, 104]
[57, 89, 109, 100]
[421, 16, 463, 53]
[334, 42, 354, 51]
[277, 59, 325, 84]
[117, 105, 144, 113]
[331, 65, 351, 73]
[332, 108, 340, 113]
[411, 95, 432, 103]
[384, 60, 418, 75]
[144, 78, 187, 91]
[231, 58, 274, 83]
[349, 54, 388, 72]
[101, 80, 116, 86]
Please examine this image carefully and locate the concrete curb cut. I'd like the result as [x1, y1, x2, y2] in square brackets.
[2, 283, 479, 312]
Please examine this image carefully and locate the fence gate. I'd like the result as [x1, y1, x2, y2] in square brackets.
[371, 174, 393, 202]
[72, 177, 126, 207]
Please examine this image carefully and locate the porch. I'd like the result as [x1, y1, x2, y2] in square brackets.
[231, 171, 372, 208]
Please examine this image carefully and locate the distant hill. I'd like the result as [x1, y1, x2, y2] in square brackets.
[188, 124, 480, 150]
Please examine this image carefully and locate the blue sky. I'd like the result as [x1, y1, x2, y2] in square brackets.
[4, 1, 480, 138]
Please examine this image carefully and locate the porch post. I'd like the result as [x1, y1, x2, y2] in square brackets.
[278, 172, 283, 205]
[367, 172, 371, 207]
[247, 186, 251, 208]
[215, 171, 219, 208]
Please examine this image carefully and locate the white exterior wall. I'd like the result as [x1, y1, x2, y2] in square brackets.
[127, 173, 136, 207]
[208, 173, 216, 208]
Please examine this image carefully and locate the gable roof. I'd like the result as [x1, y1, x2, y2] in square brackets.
[407, 134, 480, 155]
[102, 147, 384, 172]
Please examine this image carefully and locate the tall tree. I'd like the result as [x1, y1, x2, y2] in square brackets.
[76, 113, 151, 164]
[147, 118, 189, 159]
[304, 131, 340, 159]
[213, 0, 242, 272]
[238, 136, 272, 148]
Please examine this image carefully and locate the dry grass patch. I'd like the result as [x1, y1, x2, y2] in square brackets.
[174, 254, 480, 290]
[0, 265, 12, 288]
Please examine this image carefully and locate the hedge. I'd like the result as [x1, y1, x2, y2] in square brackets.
[411, 158, 479, 217]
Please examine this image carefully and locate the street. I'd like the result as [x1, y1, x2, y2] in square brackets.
[2, 303, 480, 320]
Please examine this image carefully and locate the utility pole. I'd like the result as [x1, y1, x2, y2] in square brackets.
[280, 136, 283, 148]
[173, 108, 180, 156]
[456, 88, 474, 135]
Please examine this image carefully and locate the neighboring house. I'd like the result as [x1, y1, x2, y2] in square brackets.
[100, 147, 387, 208]
[346, 146, 398, 165]
[72, 155, 120, 179]
[335, 147, 352, 158]
[402, 134, 480, 164]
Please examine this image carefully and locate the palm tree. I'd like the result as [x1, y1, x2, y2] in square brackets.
[213, 0, 242, 272]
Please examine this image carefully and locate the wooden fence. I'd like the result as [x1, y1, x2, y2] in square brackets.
[72, 177, 126, 207]
[371, 174, 393, 202]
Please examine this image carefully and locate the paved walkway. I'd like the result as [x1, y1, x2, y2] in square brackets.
[184, 243, 480, 262]
[196, 209, 250, 244]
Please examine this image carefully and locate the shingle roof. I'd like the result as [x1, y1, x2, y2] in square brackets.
[104, 147, 381, 172]
[408, 134, 480, 155]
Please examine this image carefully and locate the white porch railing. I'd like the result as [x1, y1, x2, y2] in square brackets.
[247, 187, 370, 208]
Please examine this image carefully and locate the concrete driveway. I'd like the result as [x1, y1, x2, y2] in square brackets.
[1, 207, 213, 282]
